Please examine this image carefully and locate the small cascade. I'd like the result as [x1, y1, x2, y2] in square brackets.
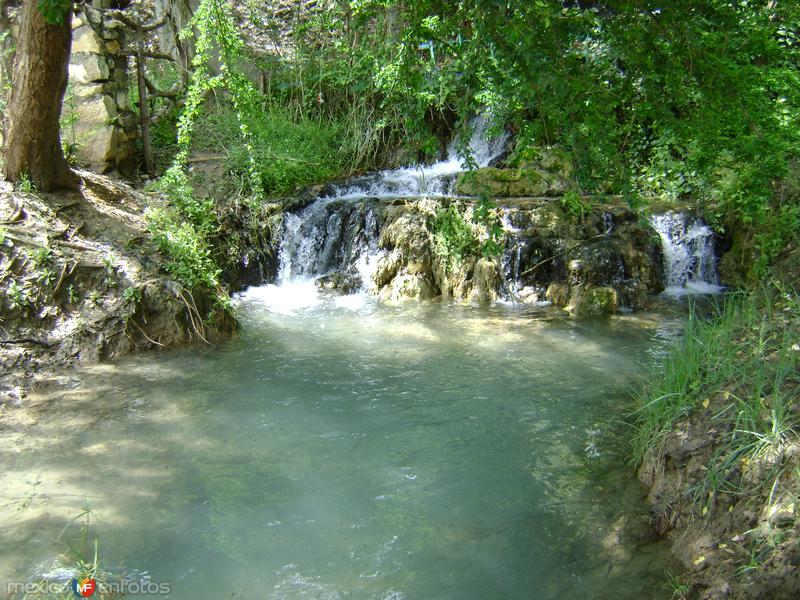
[278, 198, 383, 287]
[650, 212, 722, 294]
[268, 112, 510, 301]
[325, 113, 509, 200]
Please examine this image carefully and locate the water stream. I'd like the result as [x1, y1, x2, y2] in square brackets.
[324, 114, 509, 200]
[0, 298, 685, 599]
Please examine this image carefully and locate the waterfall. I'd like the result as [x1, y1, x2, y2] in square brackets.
[239, 199, 384, 314]
[650, 212, 722, 294]
[274, 113, 509, 287]
[278, 199, 383, 285]
[324, 113, 509, 200]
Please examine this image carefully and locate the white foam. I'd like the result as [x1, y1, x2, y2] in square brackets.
[325, 112, 509, 200]
[236, 280, 322, 315]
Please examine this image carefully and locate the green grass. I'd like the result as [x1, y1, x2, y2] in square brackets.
[191, 101, 352, 197]
[664, 570, 691, 600]
[17, 506, 113, 600]
[631, 286, 800, 503]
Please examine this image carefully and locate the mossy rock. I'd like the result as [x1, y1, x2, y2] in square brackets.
[455, 167, 563, 197]
[545, 282, 571, 306]
[718, 228, 753, 287]
[565, 285, 619, 317]
[517, 146, 574, 179]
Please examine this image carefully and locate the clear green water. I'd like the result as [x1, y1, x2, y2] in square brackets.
[1, 288, 683, 599]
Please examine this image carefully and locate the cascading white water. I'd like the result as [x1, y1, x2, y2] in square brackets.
[242, 199, 386, 314]
[278, 199, 384, 282]
[650, 212, 722, 295]
[262, 113, 511, 310]
[325, 113, 510, 200]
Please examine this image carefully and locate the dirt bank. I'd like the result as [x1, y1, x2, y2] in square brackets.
[636, 263, 800, 599]
[0, 172, 236, 404]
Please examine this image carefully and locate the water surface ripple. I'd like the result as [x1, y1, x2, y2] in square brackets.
[0, 294, 683, 599]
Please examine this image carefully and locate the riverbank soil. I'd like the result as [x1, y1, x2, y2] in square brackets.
[0, 173, 236, 404]
[637, 244, 800, 599]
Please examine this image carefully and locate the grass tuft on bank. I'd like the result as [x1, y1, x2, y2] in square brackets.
[631, 283, 800, 595]
[632, 287, 799, 472]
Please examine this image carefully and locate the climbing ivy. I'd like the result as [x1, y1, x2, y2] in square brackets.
[173, 0, 262, 191]
[150, 0, 265, 299]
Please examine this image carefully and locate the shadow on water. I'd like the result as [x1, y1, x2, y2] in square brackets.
[0, 297, 685, 599]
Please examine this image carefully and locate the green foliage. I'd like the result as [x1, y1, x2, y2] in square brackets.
[18, 172, 35, 193]
[753, 202, 800, 276]
[156, 166, 215, 233]
[472, 195, 504, 258]
[560, 190, 592, 223]
[149, 164, 223, 295]
[6, 279, 28, 310]
[129, 60, 183, 173]
[60, 84, 79, 164]
[333, 1, 799, 274]
[431, 204, 479, 272]
[36, 267, 54, 286]
[143, 0, 799, 283]
[27, 245, 52, 268]
[244, 0, 452, 168]
[66, 283, 79, 305]
[36, 0, 71, 26]
[664, 570, 691, 600]
[101, 253, 119, 287]
[146, 205, 221, 291]
[123, 285, 142, 304]
[173, 0, 263, 190]
[86, 289, 102, 306]
[149, 107, 180, 173]
[191, 102, 348, 196]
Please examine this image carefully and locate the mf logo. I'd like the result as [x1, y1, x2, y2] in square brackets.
[71, 577, 96, 597]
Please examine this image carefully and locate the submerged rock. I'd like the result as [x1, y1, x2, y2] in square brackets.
[315, 271, 362, 295]
[565, 286, 620, 317]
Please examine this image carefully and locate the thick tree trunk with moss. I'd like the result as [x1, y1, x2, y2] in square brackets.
[3, 0, 79, 191]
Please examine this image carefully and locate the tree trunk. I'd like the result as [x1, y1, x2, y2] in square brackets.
[0, 0, 14, 135]
[135, 20, 155, 178]
[3, 0, 79, 191]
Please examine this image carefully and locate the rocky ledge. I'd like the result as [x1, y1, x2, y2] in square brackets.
[293, 195, 665, 316]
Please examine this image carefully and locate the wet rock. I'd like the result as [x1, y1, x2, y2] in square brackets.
[565, 286, 619, 317]
[315, 271, 362, 295]
[379, 274, 436, 303]
[373, 251, 403, 288]
[469, 258, 500, 303]
[455, 167, 557, 197]
[279, 194, 663, 313]
[546, 282, 571, 307]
